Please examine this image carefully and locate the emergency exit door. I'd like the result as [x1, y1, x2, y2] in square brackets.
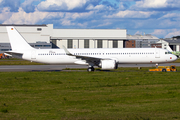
[155, 49, 160, 58]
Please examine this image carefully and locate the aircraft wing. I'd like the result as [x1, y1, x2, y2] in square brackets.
[62, 46, 110, 65]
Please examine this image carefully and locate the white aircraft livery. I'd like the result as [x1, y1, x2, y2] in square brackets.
[5, 26, 177, 71]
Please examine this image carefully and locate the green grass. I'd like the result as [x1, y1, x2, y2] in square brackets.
[0, 71, 180, 119]
[0, 58, 45, 65]
[173, 58, 180, 63]
[0, 58, 21, 61]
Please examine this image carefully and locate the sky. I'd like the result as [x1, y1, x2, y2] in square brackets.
[0, 0, 180, 38]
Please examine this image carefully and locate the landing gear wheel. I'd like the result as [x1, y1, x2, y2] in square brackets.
[156, 63, 159, 68]
[162, 68, 166, 72]
[87, 67, 95, 72]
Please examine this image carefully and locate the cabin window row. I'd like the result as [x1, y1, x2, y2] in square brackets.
[38, 52, 154, 56]
[38, 53, 66, 56]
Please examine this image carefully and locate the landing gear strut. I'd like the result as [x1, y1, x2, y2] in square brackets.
[87, 66, 95, 72]
[115, 63, 118, 69]
[156, 63, 159, 68]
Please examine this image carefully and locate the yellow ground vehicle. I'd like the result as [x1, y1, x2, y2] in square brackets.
[149, 65, 177, 72]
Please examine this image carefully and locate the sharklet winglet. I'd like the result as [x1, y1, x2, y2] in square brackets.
[62, 45, 73, 56]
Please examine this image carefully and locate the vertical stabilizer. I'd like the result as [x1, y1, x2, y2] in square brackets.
[6, 26, 34, 51]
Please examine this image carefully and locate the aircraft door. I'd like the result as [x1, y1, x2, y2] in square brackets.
[155, 49, 160, 58]
[31, 50, 36, 59]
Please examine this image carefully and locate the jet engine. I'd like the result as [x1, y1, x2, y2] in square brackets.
[99, 60, 118, 70]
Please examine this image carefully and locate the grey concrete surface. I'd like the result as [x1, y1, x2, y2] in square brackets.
[0, 63, 180, 72]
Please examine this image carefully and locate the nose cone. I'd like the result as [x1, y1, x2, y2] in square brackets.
[171, 55, 178, 62]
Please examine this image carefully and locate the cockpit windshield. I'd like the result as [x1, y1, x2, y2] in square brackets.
[165, 51, 172, 54]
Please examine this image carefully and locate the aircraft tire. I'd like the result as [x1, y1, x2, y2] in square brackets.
[162, 68, 167, 72]
[87, 67, 94, 72]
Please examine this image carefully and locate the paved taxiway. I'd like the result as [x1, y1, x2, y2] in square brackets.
[0, 63, 180, 72]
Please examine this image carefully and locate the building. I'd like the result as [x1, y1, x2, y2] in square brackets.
[51, 29, 126, 49]
[0, 24, 127, 53]
[165, 36, 180, 52]
[158, 39, 180, 52]
[126, 34, 159, 48]
[151, 43, 162, 48]
[125, 40, 136, 48]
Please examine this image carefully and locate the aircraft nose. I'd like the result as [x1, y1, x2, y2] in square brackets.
[172, 55, 178, 61]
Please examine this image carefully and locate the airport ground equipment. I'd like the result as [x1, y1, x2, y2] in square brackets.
[0, 53, 8, 59]
[149, 65, 177, 72]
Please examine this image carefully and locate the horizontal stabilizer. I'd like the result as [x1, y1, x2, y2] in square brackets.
[5, 51, 23, 59]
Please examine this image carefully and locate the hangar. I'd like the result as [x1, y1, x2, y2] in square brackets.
[0, 24, 127, 53]
[126, 34, 159, 48]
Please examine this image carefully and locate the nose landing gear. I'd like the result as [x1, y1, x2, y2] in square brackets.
[156, 63, 159, 68]
[87, 66, 95, 72]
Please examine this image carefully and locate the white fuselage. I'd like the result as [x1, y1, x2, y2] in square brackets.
[21, 48, 177, 65]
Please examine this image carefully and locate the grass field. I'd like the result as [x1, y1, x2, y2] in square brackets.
[0, 58, 45, 65]
[173, 58, 180, 63]
[0, 70, 180, 120]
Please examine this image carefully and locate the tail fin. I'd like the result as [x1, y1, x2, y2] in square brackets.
[6, 26, 34, 51]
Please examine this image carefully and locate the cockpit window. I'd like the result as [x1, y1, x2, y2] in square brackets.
[165, 52, 172, 54]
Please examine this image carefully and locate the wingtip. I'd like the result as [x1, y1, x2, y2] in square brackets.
[62, 45, 72, 55]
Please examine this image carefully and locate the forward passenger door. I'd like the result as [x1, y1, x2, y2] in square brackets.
[155, 49, 160, 58]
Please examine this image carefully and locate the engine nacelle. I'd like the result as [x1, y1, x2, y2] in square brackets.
[99, 60, 117, 70]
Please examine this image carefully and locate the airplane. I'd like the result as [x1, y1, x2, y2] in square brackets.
[5, 26, 177, 72]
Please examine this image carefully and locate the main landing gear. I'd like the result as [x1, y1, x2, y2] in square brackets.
[87, 66, 95, 72]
